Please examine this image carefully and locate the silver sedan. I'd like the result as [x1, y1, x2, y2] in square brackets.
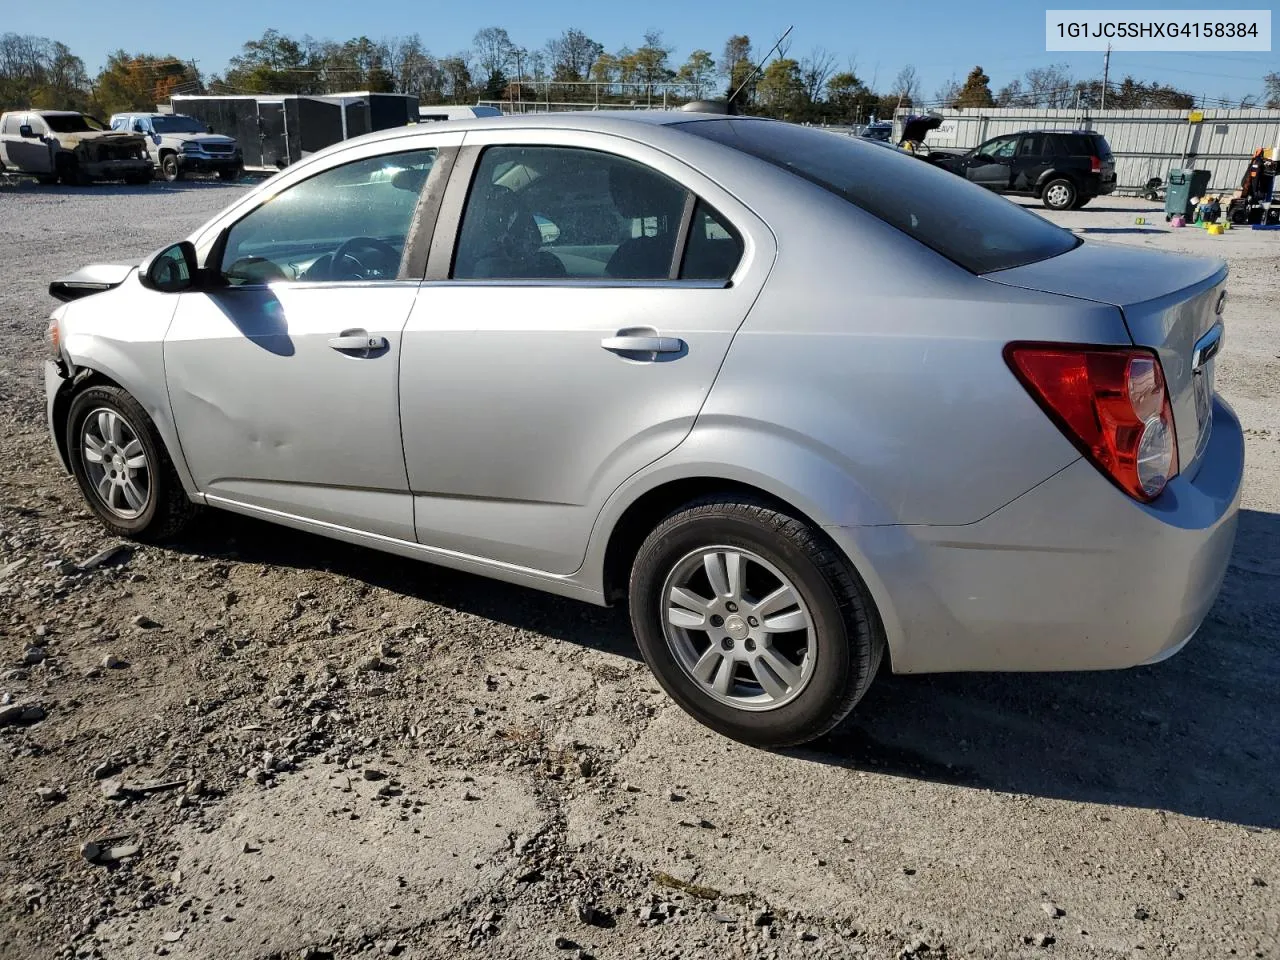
[43, 111, 1243, 747]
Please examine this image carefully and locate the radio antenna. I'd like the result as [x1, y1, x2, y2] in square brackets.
[729, 25, 794, 105]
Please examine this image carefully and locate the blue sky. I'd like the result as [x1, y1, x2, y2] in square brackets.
[7, 0, 1276, 103]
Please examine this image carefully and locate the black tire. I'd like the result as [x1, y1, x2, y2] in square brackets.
[628, 496, 885, 748]
[1041, 177, 1078, 211]
[1072, 195, 1092, 209]
[56, 156, 84, 186]
[217, 164, 242, 182]
[125, 170, 152, 185]
[66, 385, 198, 542]
[35, 174, 58, 185]
[160, 153, 181, 182]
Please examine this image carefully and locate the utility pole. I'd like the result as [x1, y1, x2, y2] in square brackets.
[1100, 43, 1111, 110]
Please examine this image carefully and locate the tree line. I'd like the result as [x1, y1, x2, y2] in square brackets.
[3, 27, 1277, 124]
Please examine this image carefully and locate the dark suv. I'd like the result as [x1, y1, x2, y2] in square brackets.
[930, 130, 1116, 210]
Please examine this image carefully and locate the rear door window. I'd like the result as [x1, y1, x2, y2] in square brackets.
[452, 145, 691, 281]
[680, 199, 744, 281]
[1018, 135, 1045, 157]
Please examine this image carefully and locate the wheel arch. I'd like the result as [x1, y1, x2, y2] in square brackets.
[55, 354, 201, 501]
[593, 465, 900, 673]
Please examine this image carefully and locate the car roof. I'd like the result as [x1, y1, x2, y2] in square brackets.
[32, 110, 83, 116]
[333, 109, 773, 150]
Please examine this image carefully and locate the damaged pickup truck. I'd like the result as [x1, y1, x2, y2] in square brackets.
[0, 110, 153, 185]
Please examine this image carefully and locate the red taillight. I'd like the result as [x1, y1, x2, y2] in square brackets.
[1090, 155, 1101, 173]
[1005, 343, 1179, 502]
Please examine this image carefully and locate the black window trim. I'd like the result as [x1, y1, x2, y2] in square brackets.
[426, 141, 738, 288]
[206, 144, 452, 289]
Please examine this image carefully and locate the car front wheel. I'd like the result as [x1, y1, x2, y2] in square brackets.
[629, 497, 884, 747]
[1042, 178, 1077, 210]
[67, 385, 198, 542]
[160, 153, 182, 182]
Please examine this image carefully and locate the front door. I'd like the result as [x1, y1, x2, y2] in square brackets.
[164, 147, 440, 541]
[398, 133, 775, 575]
[965, 135, 1018, 190]
[1010, 133, 1051, 193]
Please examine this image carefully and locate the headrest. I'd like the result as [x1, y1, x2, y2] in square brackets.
[609, 162, 679, 220]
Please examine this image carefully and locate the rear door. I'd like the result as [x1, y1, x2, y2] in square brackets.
[1011, 133, 1051, 193]
[398, 129, 776, 574]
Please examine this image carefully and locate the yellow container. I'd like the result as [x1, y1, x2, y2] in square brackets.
[1207, 223, 1224, 235]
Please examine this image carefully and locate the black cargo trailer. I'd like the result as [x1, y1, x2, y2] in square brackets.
[169, 92, 418, 172]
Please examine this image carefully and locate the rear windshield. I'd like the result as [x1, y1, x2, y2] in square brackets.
[677, 118, 1079, 274]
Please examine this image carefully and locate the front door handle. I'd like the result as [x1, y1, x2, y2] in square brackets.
[328, 333, 387, 353]
[601, 335, 684, 354]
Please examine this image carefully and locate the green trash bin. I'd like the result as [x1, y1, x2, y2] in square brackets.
[1165, 168, 1212, 221]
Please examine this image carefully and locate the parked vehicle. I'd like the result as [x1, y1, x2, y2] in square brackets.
[0, 110, 151, 184]
[42, 113, 1241, 747]
[109, 113, 243, 182]
[930, 129, 1117, 210]
[417, 105, 503, 122]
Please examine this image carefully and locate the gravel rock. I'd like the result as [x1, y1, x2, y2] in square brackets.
[0, 703, 45, 726]
[21, 646, 46, 665]
[1133, 906, 1150, 920]
[1041, 901, 1065, 918]
[131, 615, 160, 629]
[101, 654, 128, 669]
[1034, 933, 1055, 948]
[34, 786, 64, 802]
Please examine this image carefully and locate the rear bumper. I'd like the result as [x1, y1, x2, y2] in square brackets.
[832, 396, 1243, 674]
[1097, 177, 1117, 196]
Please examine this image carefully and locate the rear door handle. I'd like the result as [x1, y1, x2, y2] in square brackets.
[328, 333, 387, 352]
[601, 335, 684, 354]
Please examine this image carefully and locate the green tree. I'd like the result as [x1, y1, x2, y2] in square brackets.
[220, 29, 312, 94]
[720, 34, 754, 105]
[825, 70, 874, 122]
[0, 33, 91, 111]
[756, 58, 804, 116]
[632, 30, 673, 98]
[954, 65, 994, 108]
[439, 54, 473, 102]
[677, 49, 716, 99]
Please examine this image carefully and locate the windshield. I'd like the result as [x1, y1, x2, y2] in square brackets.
[152, 115, 206, 134]
[43, 114, 104, 133]
[676, 118, 1080, 274]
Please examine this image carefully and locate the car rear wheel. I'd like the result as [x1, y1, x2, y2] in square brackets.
[628, 497, 884, 747]
[160, 153, 182, 182]
[1072, 195, 1092, 209]
[67, 385, 198, 542]
[1042, 178, 1077, 211]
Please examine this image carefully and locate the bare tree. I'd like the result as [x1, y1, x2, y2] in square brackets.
[472, 27, 514, 81]
[545, 28, 603, 83]
[934, 76, 961, 107]
[995, 78, 1024, 106]
[1024, 63, 1074, 107]
[799, 46, 836, 103]
[890, 64, 920, 104]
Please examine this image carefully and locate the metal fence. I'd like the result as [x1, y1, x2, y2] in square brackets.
[890, 108, 1280, 194]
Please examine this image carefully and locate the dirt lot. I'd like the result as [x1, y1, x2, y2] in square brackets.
[0, 178, 1277, 960]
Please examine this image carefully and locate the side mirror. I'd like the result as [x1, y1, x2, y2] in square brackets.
[19, 124, 35, 138]
[138, 241, 199, 293]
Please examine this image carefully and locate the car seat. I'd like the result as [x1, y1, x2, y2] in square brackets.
[604, 163, 684, 279]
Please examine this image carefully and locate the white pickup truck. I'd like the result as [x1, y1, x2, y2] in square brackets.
[109, 112, 243, 182]
[0, 110, 153, 185]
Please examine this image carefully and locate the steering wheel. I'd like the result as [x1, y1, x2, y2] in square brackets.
[330, 236, 401, 281]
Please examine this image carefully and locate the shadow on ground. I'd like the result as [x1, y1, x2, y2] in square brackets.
[168, 506, 1280, 830]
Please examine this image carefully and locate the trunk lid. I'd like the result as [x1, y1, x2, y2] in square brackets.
[989, 239, 1227, 475]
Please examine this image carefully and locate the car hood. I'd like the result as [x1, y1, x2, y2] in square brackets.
[49, 263, 137, 302]
[57, 130, 145, 147]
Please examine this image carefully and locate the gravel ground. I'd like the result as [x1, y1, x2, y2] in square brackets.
[0, 177, 1277, 960]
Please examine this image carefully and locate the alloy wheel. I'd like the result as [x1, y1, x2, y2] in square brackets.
[81, 407, 151, 519]
[661, 546, 816, 711]
[1046, 183, 1072, 208]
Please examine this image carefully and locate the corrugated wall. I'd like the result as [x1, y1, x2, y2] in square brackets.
[890, 108, 1280, 194]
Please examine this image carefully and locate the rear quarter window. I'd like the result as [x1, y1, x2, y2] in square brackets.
[676, 118, 1079, 275]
